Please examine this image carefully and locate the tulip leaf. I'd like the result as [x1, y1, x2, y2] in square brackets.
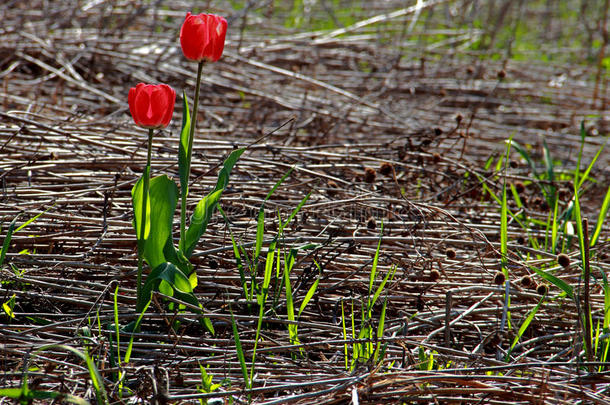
[131, 171, 151, 242]
[132, 175, 179, 269]
[141, 261, 214, 334]
[182, 148, 245, 259]
[141, 262, 193, 305]
[184, 189, 223, 259]
[178, 91, 191, 197]
[214, 148, 245, 193]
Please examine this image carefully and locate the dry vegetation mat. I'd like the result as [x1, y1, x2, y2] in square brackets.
[1, 0, 610, 403]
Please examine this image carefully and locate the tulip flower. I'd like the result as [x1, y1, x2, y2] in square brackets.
[128, 83, 176, 129]
[128, 83, 175, 311]
[178, 12, 227, 252]
[180, 12, 227, 63]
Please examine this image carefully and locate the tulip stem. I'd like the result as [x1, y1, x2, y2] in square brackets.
[180, 60, 204, 253]
[136, 128, 154, 311]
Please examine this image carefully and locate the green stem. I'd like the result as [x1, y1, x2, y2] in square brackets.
[180, 60, 204, 252]
[136, 128, 154, 311]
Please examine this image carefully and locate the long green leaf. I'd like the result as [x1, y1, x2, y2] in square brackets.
[178, 91, 192, 196]
[0, 216, 19, 267]
[507, 297, 544, 359]
[592, 185, 610, 247]
[531, 265, 573, 298]
[145, 176, 179, 268]
[0, 388, 89, 405]
[369, 222, 384, 296]
[254, 167, 295, 262]
[229, 305, 250, 389]
[35, 344, 107, 404]
[183, 189, 223, 258]
[298, 277, 319, 319]
[131, 172, 151, 242]
[213, 148, 246, 193]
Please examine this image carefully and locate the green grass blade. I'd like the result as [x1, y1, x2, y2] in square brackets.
[0, 216, 19, 267]
[591, 185, 610, 247]
[279, 188, 311, 233]
[229, 305, 250, 390]
[551, 194, 560, 253]
[218, 206, 250, 300]
[341, 301, 348, 370]
[35, 344, 107, 404]
[283, 262, 299, 346]
[254, 167, 295, 261]
[369, 222, 384, 296]
[531, 265, 573, 298]
[124, 299, 150, 364]
[578, 141, 606, 190]
[507, 297, 544, 359]
[298, 277, 319, 319]
[370, 265, 396, 312]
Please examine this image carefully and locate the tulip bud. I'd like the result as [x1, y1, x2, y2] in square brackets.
[128, 83, 176, 129]
[180, 13, 228, 62]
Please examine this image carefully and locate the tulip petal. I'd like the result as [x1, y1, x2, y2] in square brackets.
[180, 13, 209, 61]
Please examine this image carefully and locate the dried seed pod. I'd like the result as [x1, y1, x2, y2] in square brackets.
[379, 162, 393, 176]
[557, 253, 570, 268]
[497, 69, 506, 79]
[429, 269, 441, 282]
[364, 167, 376, 183]
[520, 275, 533, 288]
[493, 271, 506, 285]
[367, 216, 376, 230]
[536, 284, 549, 295]
[446, 248, 457, 260]
[515, 181, 525, 194]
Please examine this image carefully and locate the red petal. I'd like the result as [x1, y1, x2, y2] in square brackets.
[180, 13, 208, 61]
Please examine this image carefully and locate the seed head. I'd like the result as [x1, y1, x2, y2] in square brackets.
[557, 253, 570, 268]
[536, 284, 549, 295]
[379, 162, 393, 176]
[429, 269, 441, 282]
[515, 181, 525, 194]
[493, 271, 506, 285]
[367, 216, 376, 230]
[520, 275, 533, 287]
[446, 248, 457, 260]
[364, 167, 376, 183]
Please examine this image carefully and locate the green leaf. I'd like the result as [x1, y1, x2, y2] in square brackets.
[182, 148, 245, 258]
[369, 222, 384, 296]
[214, 148, 246, 193]
[298, 277, 319, 319]
[141, 262, 193, 304]
[138, 175, 179, 269]
[531, 266, 573, 298]
[131, 170, 151, 242]
[0, 216, 19, 267]
[183, 189, 223, 259]
[179, 91, 192, 196]
[507, 297, 544, 359]
[592, 185, 610, 247]
[0, 388, 89, 405]
[229, 305, 250, 390]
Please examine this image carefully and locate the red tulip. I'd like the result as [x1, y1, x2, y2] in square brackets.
[128, 83, 176, 129]
[180, 12, 227, 62]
